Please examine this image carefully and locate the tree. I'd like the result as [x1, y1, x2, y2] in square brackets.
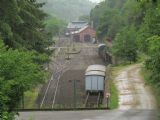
[79, 15, 90, 22]
[137, 3, 160, 53]
[45, 16, 66, 36]
[0, 0, 50, 52]
[112, 26, 138, 62]
[38, 0, 95, 22]
[0, 39, 47, 119]
[90, 1, 108, 29]
[97, 9, 122, 39]
[145, 36, 160, 90]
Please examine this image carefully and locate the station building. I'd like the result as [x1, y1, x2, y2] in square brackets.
[66, 21, 96, 42]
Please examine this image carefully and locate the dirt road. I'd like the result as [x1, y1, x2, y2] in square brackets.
[114, 64, 157, 110]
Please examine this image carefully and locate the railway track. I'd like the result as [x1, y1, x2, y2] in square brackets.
[38, 42, 104, 109]
[39, 39, 72, 109]
[39, 69, 63, 108]
[85, 92, 103, 108]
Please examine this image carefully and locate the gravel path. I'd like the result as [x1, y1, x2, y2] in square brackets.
[114, 64, 157, 110]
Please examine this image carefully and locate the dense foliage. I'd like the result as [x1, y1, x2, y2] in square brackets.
[0, 0, 51, 52]
[38, 0, 95, 21]
[45, 16, 66, 36]
[91, 0, 160, 103]
[79, 15, 90, 22]
[0, 0, 55, 119]
[112, 26, 137, 62]
[145, 36, 160, 91]
[0, 39, 47, 119]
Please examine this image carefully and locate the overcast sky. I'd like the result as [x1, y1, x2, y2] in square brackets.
[89, 0, 103, 3]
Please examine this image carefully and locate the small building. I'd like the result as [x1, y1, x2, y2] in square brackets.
[66, 21, 96, 42]
[66, 21, 88, 34]
[71, 25, 96, 42]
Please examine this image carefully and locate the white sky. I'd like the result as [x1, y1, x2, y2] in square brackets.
[89, 0, 103, 3]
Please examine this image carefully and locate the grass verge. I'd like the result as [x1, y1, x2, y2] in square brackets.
[23, 88, 39, 109]
[109, 78, 118, 109]
[141, 67, 160, 108]
[106, 65, 119, 109]
[108, 63, 135, 109]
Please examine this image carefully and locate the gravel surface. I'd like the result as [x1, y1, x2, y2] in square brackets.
[37, 43, 105, 108]
[17, 44, 159, 120]
[54, 43, 104, 108]
[114, 64, 157, 110]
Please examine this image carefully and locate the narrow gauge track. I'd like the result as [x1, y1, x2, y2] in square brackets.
[85, 92, 103, 108]
[40, 66, 65, 108]
[39, 41, 71, 109]
[82, 46, 95, 66]
[39, 43, 103, 109]
[81, 44, 104, 108]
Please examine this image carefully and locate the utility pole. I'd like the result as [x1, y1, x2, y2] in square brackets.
[66, 32, 72, 60]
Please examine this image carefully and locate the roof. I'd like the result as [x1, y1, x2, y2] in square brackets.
[71, 25, 89, 34]
[86, 65, 106, 72]
[98, 44, 106, 48]
[67, 21, 88, 29]
[85, 71, 105, 76]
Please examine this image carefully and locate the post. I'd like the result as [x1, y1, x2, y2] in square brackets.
[69, 80, 79, 108]
[106, 93, 110, 109]
[67, 45, 70, 60]
[73, 80, 76, 108]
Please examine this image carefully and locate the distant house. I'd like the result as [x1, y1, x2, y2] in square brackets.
[66, 21, 96, 42]
[66, 21, 88, 34]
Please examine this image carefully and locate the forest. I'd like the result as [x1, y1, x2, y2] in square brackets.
[0, 0, 49, 119]
[0, 0, 160, 119]
[90, 0, 160, 106]
[0, 0, 95, 119]
[38, 0, 95, 21]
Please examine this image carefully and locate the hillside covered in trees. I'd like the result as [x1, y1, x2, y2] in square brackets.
[0, 0, 49, 119]
[90, 0, 160, 107]
[38, 0, 95, 21]
[1, 0, 160, 119]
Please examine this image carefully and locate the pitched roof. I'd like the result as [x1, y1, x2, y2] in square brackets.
[86, 65, 106, 72]
[85, 71, 105, 76]
[71, 25, 89, 34]
[67, 21, 88, 29]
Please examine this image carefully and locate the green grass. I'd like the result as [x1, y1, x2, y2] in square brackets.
[105, 65, 119, 109]
[23, 88, 39, 109]
[141, 68, 160, 108]
[109, 79, 119, 109]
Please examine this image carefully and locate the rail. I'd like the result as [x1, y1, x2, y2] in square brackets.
[39, 45, 71, 109]
[85, 92, 102, 108]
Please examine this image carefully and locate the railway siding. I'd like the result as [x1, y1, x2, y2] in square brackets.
[26, 42, 106, 109]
